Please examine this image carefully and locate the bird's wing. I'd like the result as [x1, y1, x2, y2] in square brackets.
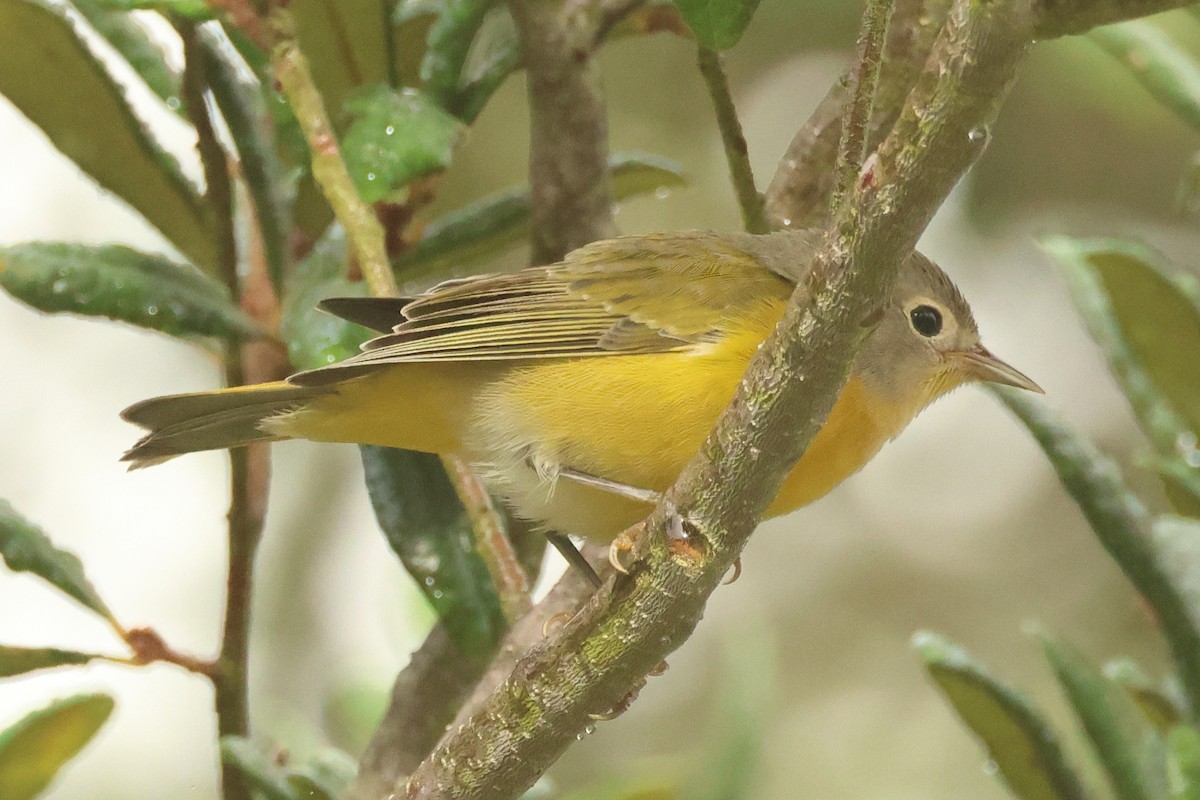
[291, 232, 792, 386]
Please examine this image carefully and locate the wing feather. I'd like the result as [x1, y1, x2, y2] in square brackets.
[290, 231, 794, 387]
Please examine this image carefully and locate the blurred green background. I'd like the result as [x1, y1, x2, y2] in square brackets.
[1, 2, 1197, 798]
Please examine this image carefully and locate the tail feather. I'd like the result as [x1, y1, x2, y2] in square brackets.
[121, 381, 331, 468]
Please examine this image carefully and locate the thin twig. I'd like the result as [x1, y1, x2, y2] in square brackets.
[180, 22, 259, 800]
[441, 455, 532, 623]
[268, 7, 398, 297]
[831, 0, 896, 211]
[764, 0, 952, 228]
[696, 46, 767, 234]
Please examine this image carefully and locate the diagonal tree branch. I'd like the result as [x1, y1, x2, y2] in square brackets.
[393, 1, 1195, 798]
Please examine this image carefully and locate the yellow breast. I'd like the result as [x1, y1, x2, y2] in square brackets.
[467, 309, 909, 541]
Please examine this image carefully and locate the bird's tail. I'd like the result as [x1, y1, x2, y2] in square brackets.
[121, 381, 331, 468]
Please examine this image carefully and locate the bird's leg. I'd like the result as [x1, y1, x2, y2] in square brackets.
[554, 466, 659, 575]
[556, 466, 661, 504]
[545, 530, 602, 589]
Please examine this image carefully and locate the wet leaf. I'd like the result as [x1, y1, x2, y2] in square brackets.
[0, 646, 100, 679]
[992, 388, 1200, 717]
[0, 499, 115, 624]
[220, 737, 296, 800]
[673, 0, 761, 50]
[1044, 236, 1200, 447]
[280, 226, 372, 371]
[914, 631, 1087, 800]
[341, 85, 463, 204]
[72, 0, 181, 111]
[1169, 726, 1200, 800]
[1092, 20, 1200, 134]
[360, 446, 506, 661]
[0, 694, 114, 800]
[0, 0, 217, 274]
[395, 153, 687, 285]
[0, 243, 263, 340]
[1043, 634, 1169, 800]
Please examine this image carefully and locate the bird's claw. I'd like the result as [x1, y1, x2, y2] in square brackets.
[607, 522, 643, 575]
[722, 557, 743, 585]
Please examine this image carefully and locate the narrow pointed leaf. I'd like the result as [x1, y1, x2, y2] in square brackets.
[0, 646, 102, 679]
[395, 153, 686, 284]
[1042, 634, 1169, 800]
[219, 737, 297, 800]
[1169, 726, 1200, 800]
[561, 781, 677, 800]
[1151, 516, 1200, 636]
[0, 500, 115, 624]
[360, 446, 507, 661]
[72, 0, 182, 111]
[1092, 21, 1200, 133]
[914, 631, 1087, 800]
[95, 0, 211, 17]
[0, 0, 218, 274]
[1106, 660, 1186, 733]
[0, 243, 263, 340]
[672, 0, 762, 50]
[992, 387, 1200, 718]
[455, 5, 520, 122]
[1043, 236, 1200, 446]
[0, 694, 114, 800]
[341, 85, 463, 204]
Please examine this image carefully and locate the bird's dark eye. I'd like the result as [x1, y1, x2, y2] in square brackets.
[909, 305, 943, 337]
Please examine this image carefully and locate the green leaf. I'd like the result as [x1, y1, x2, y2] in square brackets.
[1091, 20, 1200, 133]
[0, 694, 114, 800]
[561, 780, 677, 800]
[420, 0, 493, 111]
[0, 0, 218, 274]
[72, 0, 182, 112]
[990, 388, 1200, 717]
[1152, 515, 1200, 637]
[0, 646, 101, 679]
[360, 446, 507, 661]
[455, 5, 520, 122]
[1106, 659, 1187, 733]
[913, 631, 1087, 800]
[0, 243, 263, 341]
[341, 85, 463, 204]
[280, 226, 373, 371]
[672, 0, 762, 50]
[1169, 726, 1200, 800]
[1043, 236, 1200, 447]
[0, 500, 115, 624]
[219, 737, 297, 800]
[1042, 634, 1169, 800]
[292, 0, 392, 130]
[199, 29, 291, 288]
[395, 153, 687, 285]
[284, 748, 357, 800]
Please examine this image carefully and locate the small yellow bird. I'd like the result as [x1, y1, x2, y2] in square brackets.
[122, 229, 1040, 551]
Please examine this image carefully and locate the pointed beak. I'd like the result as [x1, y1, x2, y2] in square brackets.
[948, 344, 1044, 394]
